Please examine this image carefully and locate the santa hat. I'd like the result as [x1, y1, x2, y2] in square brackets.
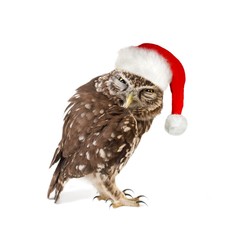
[115, 43, 187, 135]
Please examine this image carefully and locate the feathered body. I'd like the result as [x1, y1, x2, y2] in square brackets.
[48, 70, 163, 207]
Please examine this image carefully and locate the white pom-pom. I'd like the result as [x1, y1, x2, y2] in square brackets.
[165, 114, 187, 135]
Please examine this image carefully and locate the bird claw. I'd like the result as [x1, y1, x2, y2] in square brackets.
[109, 202, 114, 209]
[93, 195, 111, 202]
[124, 193, 133, 198]
[93, 195, 99, 201]
[136, 200, 148, 206]
[108, 192, 148, 208]
[123, 188, 134, 194]
[123, 189, 134, 198]
[134, 195, 148, 206]
[136, 195, 147, 199]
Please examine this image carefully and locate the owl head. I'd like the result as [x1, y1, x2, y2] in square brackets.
[96, 70, 163, 121]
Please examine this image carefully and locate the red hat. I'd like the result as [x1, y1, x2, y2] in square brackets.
[115, 43, 187, 135]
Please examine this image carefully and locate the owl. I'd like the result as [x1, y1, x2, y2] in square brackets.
[47, 70, 163, 207]
[47, 43, 187, 208]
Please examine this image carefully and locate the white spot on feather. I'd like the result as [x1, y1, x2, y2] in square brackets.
[85, 104, 91, 110]
[117, 144, 126, 152]
[119, 163, 125, 171]
[78, 165, 85, 171]
[111, 133, 115, 138]
[123, 126, 131, 132]
[99, 109, 104, 114]
[69, 121, 74, 128]
[99, 149, 106, 158]
[81, 113, 85, 118]
[93, 140, 97, 146]
[86, 152, 90, 160]
[79, 135, 85, 141]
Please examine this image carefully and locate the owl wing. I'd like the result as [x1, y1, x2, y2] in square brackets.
[60, 79, 103, 158]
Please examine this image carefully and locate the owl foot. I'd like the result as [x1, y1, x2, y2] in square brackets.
[110, 195, 147, 208]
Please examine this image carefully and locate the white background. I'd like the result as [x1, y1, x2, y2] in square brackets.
[0, 0, 239, 239]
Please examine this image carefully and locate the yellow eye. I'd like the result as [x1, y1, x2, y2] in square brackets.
[145, 89, 154, 93]
[118, 77, 127, 84]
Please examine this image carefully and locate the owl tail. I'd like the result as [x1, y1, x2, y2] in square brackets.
[47, 146, 65, 202]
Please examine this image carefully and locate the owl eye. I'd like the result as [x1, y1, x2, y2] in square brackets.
[140, 88, 157, 100]
[144, 89, 155, 93]
[113, 75, 128, 91]
[118, 77, 127, 84]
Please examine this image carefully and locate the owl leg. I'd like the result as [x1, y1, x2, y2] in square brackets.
[91, 174, 112, 201]
[93, 173, 143, 208]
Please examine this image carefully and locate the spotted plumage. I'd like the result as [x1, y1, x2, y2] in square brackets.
[48, 70, 163, 207]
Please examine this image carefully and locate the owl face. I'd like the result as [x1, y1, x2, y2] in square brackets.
[98, 70, 163, 120]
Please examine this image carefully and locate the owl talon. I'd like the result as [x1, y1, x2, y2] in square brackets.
[93, 196, 99, 201]
[109, 202, 114, 209]
[136, 200, 148, 206]
[134, 195, 148, 206]
[123, 189, 134, 194]
[136, 195, 147, 199]
[124, 193, 133, 198]
[93, 195, 110, 202]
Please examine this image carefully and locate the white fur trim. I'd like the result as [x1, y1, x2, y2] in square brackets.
[165, 114, 187, 135]
[115, 47, 172, 91]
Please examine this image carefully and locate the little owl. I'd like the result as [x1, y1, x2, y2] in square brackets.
[47, 43, 187, 208]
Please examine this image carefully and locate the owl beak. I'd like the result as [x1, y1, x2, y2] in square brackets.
[123, 93, 133, 108]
